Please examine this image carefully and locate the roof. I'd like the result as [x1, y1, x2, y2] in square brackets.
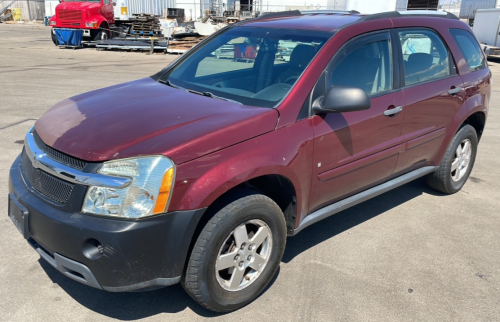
[241, 13, 363, 32]
[239, 10, 459, 32]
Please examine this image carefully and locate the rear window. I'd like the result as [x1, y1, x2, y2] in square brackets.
[398, 29, 453, 86]
[449, 29, 487, 72]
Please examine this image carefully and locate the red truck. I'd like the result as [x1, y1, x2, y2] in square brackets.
[48, 0, 165, 47]
[49, 0, 114, 44]
[9, 10, 490, 312]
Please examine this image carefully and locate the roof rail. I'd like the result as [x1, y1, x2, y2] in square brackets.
[300, 9, 360, 14]
[358, 10, 459, 22]
[254, 10, 301, 20]
[252, 9, 360, 21]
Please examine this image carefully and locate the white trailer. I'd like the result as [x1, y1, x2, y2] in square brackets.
[472, 8, 500, 56]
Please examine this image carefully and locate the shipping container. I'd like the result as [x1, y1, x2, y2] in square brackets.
[459, 0, 497, 20]
[124, 0, 177, 16]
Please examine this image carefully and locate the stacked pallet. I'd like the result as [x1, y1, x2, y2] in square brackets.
[167, 36, 207, 53]
[131, 13, 162, 35]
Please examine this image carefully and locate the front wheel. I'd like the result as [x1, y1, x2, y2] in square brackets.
[427, 124, 478, 194]
[93, 27, 109, 42]
[51, 29, 59, 46]
[183, 193, 286, 312]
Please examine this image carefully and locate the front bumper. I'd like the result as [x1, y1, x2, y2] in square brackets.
[9, 154, 205, 292]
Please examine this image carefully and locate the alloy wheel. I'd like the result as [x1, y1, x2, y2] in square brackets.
[451, 138, 472, 181]
[215, 219, 272, 291]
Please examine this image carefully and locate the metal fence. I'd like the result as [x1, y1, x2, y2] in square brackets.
[0, 0, 45, 21]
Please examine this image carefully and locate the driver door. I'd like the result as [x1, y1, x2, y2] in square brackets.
[309, 30, 406, 212]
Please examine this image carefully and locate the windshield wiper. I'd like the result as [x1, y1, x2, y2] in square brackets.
[159, 79, 241, 104]
[158, 79, 184, 90]
[202, 91, 242, 104]
[185, 88, 241, 104]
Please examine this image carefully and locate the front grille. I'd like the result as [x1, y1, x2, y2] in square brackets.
[60, 21, 81, 26]
[58, 9, 83, 21]
[33, 130, 87, 171]
[21, 150, 75, 204]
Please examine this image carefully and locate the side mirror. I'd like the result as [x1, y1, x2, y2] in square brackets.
[113, 1, 117, 6]
[313, 85, 371, 114]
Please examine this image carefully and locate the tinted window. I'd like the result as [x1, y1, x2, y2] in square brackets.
[398, 29, 452, 86]
[163, 27, 331, 108]
[330, 38, 392, 96]
[450, 29, 487, 72]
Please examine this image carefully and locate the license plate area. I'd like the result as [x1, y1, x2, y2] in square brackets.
[8, 193, 30, 239]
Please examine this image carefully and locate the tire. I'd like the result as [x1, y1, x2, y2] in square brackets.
[51, 29, 59, 46]
[93, 27, 109, 42]
[427, 124, 478, 194]
[183, 193, 287, 312]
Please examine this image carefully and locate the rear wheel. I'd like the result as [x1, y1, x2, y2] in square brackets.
[183, 193, 286, 312]
[427, 124, 478, 194]
[51, 29, 59, 46]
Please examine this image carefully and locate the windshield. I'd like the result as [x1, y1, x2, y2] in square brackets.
[159, 27, 332, 108]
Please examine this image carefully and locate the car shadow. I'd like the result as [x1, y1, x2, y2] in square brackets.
[38, 177, 442, 319]
[282, 177, 445, 263]
[38, 258, 280, 320]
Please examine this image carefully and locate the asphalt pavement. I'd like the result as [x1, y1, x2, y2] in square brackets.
[1, 23, 499, 322]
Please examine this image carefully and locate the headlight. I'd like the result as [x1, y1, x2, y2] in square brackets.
[85, 22, 98, 28]
[82, 156, 175, 219]
[50, 21, 56, 25]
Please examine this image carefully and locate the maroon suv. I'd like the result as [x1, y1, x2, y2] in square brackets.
[8, 10, 490, 312]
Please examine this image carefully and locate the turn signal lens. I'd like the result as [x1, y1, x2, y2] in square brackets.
[153, 167, 174, 214]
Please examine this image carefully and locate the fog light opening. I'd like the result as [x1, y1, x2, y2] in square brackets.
[82, 238, 104, 260]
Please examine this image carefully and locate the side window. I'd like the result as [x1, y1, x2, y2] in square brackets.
[104, 0, 110, 4]
[449, 29, 487, 72]
[398, 29, 452, 86]
[329, 35, 392, 96]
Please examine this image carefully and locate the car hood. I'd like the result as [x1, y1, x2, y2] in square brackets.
[35, 77, 279, 164]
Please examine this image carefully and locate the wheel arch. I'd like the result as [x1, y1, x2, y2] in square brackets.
[459, 111, 486, 141]
[181, 173, 297, 279]
[435, 100, 487, 166]
[192, 171, 298, 235]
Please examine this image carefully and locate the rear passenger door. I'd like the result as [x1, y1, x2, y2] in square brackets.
[309, 31, 406, 212]
[393, 28, 464, 174]
[449, 28, 491, 123]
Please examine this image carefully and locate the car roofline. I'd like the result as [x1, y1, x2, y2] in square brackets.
[237, 10, 458, 26]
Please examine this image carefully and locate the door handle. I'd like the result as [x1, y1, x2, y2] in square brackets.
[448, 86, 462, 95]
[384, 105, 403, 117]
